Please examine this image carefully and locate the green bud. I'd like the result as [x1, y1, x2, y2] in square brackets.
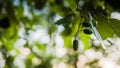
[73, 39, 79, 51]
[82, 21, 91, 27]
[83, 28, 93, 34]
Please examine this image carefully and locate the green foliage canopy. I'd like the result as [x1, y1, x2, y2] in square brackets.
[0, 0, 120, 68]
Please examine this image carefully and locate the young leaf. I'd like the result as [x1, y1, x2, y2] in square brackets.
[93, 13, 114, 39]
[55, 14, 75, 27]
[109, 19, 120, 37]
[80, 32, 91, 50]
[62, 35, 73, 48]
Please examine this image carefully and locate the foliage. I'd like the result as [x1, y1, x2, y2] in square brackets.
[0, 0, 120, 68]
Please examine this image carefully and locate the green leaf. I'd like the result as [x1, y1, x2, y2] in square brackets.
[62, 13, 80, 48]
[62, 35, 72, 48]
[109, 19, 120, 37]
[55, 14, 75, 27]
[49, 1, 74, 16]
[80, 32, 91, 50]
[62, 27, 72, 36]
[93, 13, 114, 39]
[65, 0, 77, 11]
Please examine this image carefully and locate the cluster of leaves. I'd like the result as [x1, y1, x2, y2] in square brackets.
[55, 0, 120, 50]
